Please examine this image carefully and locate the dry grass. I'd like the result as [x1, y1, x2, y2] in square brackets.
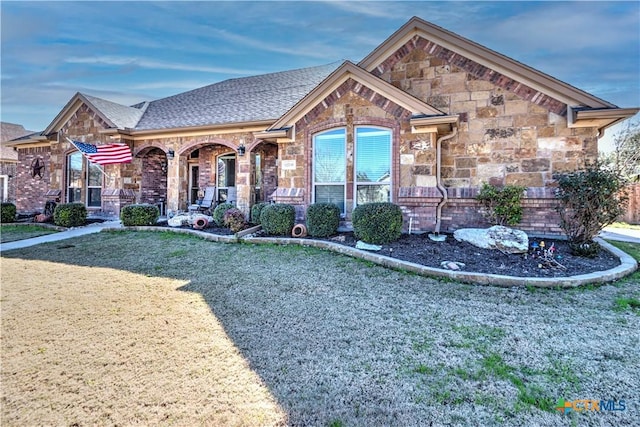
[1, 231, 639, 426]
[1, 253, 285, 426]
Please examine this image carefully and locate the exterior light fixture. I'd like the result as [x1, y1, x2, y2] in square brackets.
[237, 140, 246, 156]
[167, 149, 175, 160]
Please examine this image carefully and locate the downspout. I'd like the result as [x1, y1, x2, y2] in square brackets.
[433, 126, 458, 236]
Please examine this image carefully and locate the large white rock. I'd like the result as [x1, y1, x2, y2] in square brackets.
[167, 215, 190, 227]
[454, 225, 529, 254]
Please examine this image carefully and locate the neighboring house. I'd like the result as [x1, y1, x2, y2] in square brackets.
[7, 17, 638, 234]
[1, 122, 36, 203]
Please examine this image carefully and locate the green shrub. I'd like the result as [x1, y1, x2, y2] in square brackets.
[554, 163, 628, 256]
[251, 202, 270, 225]
[352, 202, 403, 244]
[53, 203, 87, 227]
[476, 183, 526, 226]
[260, 203, 295, 236]
[223, 208, 248, 233]
[120, 204, 159, 226]
[306, 203, 340, 237]
[213, 203, 235, 227]
[1, 202, 16, 223]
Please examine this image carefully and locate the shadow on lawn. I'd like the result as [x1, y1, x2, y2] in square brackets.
[3, 230, 638, 426]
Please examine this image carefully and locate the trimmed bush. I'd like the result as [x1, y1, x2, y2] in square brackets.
[53, 203, 87, 227]
[476, 182, 526, 226]
[213, 203, 235, 227]
[260, 203, 295, 236]
[251, 202, 269, 225]
[306, 203, 340, 237]
[1, 202, 16, 223]
[223, 208, 248, 233]
[554, 163, 628, 257]
[352, 202, 403, 244]
[120, 204, 160, 226]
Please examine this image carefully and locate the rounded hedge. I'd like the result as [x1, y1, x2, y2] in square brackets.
[306, 203, 340, 237]
[223, 208, 248, 233]
[213, 203, 235, 227]
[250, 202, 269, 225]
[120, 204, 160, 226]
[1, 202, 16, 223]
[53, 202, 87, 227]
[260, 203, 295, 236]
[352, 202, 403, 244]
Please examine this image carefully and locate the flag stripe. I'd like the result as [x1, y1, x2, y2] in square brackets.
[72, 141, 132, 165]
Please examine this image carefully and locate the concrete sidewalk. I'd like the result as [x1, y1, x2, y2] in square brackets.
[1, 220, 123, 252]
[599, 226, 640, 244]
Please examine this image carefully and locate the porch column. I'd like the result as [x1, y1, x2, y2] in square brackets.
[165, 148, 184, 214]
[235, 152, 252, 217]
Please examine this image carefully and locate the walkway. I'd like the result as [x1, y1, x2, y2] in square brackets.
[0, 220, 123, 252]
[1, 221, 638, 252]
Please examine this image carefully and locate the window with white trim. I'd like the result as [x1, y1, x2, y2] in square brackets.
[312, 126, 391, 214]
[67, 152, 102, 207]
[355, 127, 391, 205]
[313, 128, 346, 213]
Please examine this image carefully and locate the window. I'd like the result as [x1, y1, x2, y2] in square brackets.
[217, 153, 236, 203]
[0, 175, 8, 202]
[313, 128, 346, 212]
[67, 152, 102, 207]
[312, 126, 392, 213]
[355, 127, 391, 205]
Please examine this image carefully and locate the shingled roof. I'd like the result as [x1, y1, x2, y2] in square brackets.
[134, 61, 342, 130]
[81, 93, 147, 129]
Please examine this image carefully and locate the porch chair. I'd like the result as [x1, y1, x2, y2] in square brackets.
[189, 186, 216, 213]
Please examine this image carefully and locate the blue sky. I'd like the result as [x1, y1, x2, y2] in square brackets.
[1, 1, 638, 148]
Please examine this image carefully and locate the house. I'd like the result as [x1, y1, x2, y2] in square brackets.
[1, 122, 37, 203]
[8, 17, 638, 234]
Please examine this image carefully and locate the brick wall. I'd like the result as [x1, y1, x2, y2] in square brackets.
[15, 146, 52, 212]
[139, 148, 167, 207]
[623, 183, 640, 224]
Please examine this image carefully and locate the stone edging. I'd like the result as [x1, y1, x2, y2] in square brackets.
[101, 227, 638, 288]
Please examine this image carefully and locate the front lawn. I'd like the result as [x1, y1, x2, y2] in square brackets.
[0, 224, 60, 243]
[1, 231, 638, 426]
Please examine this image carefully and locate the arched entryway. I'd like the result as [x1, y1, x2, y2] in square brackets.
[249, 142, 278, 204]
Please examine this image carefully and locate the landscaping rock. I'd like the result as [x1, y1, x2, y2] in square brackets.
[454, 225, 529, 254]
[440, 261, 465, 270]
[168, 215, 190, 227]
[355, 241, 382, 251]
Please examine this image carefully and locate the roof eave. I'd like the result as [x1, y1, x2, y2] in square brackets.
[571, 107, 640, 135]
[105, 119, 277, 139]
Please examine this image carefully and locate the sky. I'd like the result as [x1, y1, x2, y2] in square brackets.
[1, 0, 639, 149]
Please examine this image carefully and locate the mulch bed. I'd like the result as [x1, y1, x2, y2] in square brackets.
[166, 222, 621, 278]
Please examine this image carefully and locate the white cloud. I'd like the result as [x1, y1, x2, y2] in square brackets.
[64, 56, 262, 75]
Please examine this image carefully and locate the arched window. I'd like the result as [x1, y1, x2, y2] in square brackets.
[67, 152, 102, 207]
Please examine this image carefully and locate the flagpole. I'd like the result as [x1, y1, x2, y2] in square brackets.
[66, 137, 110, 180]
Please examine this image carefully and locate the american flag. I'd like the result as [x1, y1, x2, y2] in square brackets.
[71, 141, 132, 165]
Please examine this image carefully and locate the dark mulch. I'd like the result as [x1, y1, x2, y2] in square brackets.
[304, 232, 621, 278]
[165, 221, 621, 278]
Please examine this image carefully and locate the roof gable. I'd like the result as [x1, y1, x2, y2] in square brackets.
[43, 92, 145, 135]
[267, 61, 451, 131]
[359, 16, 616, 110]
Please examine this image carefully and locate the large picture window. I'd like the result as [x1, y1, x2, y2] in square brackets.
[312, 126, 391, 214]
[355, 127, 391, 205]
[67, 152, 102, 207]
[313, 128, 346, 213]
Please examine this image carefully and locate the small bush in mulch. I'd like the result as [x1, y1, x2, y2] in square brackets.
[53, 203, 87, 227]
[260, 203, 295, 236]
[223, 208, 248, 233]
[1, 202, 16, 223]
[352, 202, 403, 244]
[251, 202, 270, 225]
[306, 203, 340, 237]
[120, 204, 160, 226]
[213, 203, 235, 227]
